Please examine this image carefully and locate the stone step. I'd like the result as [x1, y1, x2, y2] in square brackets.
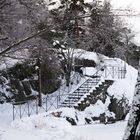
[78, 87, 92, 89]
[62, 101, 77, 106]
[74, 90, 87, 93]
[64, 99, 79, 102]
[61, 101, 76, 104]
[87, 78, 100, 80]
[68, 95, 85, 99]
[86, 80, 99, 82]
[76, 88, 91, 90]
[85, 81, 99, 84]
[75, 80, 114, 110]
[59, 104, 74, 107]
[60, 77, 107, 108]
[68, 97, 81, 100]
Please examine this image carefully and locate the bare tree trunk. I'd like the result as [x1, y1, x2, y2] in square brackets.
[38, 60, 42, 107]
[123, 60, 140, 140]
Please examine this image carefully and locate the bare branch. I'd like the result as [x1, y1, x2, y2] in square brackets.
[0, 0, 11, 10]
[0, 28, 48, 56]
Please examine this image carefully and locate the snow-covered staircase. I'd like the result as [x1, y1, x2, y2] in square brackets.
[74, 80, 114, 111]
[59, 64, 126, 109]
[60, 76, 101, 107]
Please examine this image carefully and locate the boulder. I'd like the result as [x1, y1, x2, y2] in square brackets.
[108, 97, 129, 121]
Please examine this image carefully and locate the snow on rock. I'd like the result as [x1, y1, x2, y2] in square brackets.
[58, 107, 77, 119]
[8, 113, 85, 140]
[0, 57, 19, 71]
[73, 49, 106, 65]
[47, 0, 61, 11]
[107, 79, 135, 103]
[107, 63, 137, 104]
[11, 114, 71, 131]
[84, 97, 115, 119]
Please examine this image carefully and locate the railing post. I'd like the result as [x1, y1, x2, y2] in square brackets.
[36, 98, 38, 115]
[120, 67, 122, 79]
[13, 104, 15, 120]
[19, 104, 22, 119]
[27, 101, 30, 117]
[118, 67, 120, 79]
[57, 95, 59, 109]
[124, 67, 126, 78]
[46, 96, 48, 111]
[112, 66, 114, 79]
[59, 86, 61, 101]
[68, 85, 70, 93]
[105, 67, 107, 78]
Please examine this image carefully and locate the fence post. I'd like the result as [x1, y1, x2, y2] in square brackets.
[36, 98, 38, 115]
[19, 104, 22, 119]
[68, 85, 70, 94]
[46, 97, 48, 112]
[13, 104, 15, 120]
[121, 67, 123, 79]
[57, 95, 59, 109]
[105, 67, 107, 78]
[112, 66, 114, 79]
[118, 67, 120, 79]
[27, 101, 30, 117]
[124, 67, 126, 78]
[59, 86, 61, 101]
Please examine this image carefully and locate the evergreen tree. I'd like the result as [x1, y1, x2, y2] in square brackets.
[88, 0, 124, 57]
[49, 0, 90, 48]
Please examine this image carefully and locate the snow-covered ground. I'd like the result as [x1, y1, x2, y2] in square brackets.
[71, 121, 127, 140]
[0, 49, 138, 140]
[0, 103, 128, 140]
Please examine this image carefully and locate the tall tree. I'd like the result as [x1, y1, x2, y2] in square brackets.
[123, 59, 140, 140]
[49, 0, 90, 48]
[48, 0, 91, 85]
[88, 0, 125, 57]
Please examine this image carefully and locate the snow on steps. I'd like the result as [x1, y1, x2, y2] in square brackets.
[74, 80, 114, 111]
[60, 77, 104, 108]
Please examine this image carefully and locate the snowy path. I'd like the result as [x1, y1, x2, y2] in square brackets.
[0, 119, 127, 140]
[71, 121, 127, 140]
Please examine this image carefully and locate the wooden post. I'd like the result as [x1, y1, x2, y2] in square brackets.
[38, 58, 42, 107]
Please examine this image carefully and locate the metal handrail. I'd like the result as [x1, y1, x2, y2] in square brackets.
[58, 66, 106, 107]
[66, 66, 105, 95]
